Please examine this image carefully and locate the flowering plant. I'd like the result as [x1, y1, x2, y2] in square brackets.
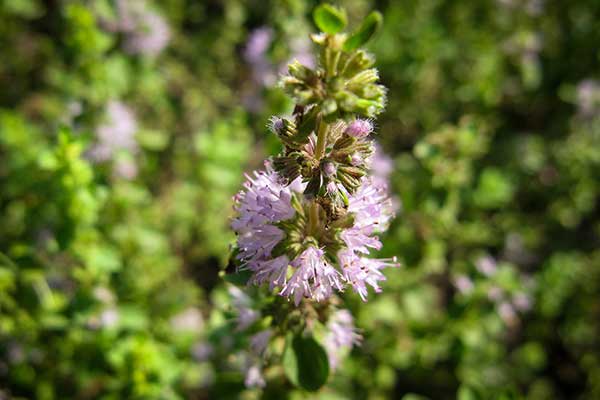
[228, 4, 398, 391]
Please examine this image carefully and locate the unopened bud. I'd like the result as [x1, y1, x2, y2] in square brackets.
[342, 50, 375, 78]
[350, 152, 362, 166]
[347, 69, 380, 88]
[321, 160, 337, 177]
[345, 119, 373, 138]
[269, 117, 285, 135]
[326, 181, 338, 194]
[288, 60, 315, 81]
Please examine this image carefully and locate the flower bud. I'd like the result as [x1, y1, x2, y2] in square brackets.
[347, 69, 380, 88]
[326, 181, 338, 194]
[350, 152, 362, 166]
[342, 50, 375, 78]
[321, 160, 337, 177]
[345, 119, 373, 138]
[288, 60, 316, 82]
[269, 117, 285, 135]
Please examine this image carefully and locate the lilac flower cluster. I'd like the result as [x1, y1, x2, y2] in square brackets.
[105, 0, 170, 57]
[232, 141, 398, 304]
[453, 254, 534, 327]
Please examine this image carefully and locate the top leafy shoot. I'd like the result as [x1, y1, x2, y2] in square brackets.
[281, 4, 386, 120]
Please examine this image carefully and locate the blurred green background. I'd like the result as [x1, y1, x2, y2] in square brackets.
[1, 0, 599, 399]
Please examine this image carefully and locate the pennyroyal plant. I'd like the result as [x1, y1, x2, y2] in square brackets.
[227, 4, 397, 391]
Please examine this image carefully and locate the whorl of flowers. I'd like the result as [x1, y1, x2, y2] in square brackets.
[232, 9, 398, 305]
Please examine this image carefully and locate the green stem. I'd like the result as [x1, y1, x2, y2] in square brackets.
[309, 117, 328, 237]
[308, 201, 319, 236]
[314, 116, 328, 160]
[331, 50, 341, 77]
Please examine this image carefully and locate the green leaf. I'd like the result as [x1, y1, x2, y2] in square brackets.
[222, 269, 253, 286]
[472, 168, 514, 209]
[283, 333, 330, 391]
[343, 11, 383, 51]
[137, 129, 169, 151]
[313, 4, 347, 34]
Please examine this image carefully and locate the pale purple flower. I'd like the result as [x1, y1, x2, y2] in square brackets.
[93, 286, 115, 304]
[113, 0, 170, 57]
[322, 161, 337, 177]
[340, 177, 395, 255]
[526, 0, 545, 16]
[576, 79, 600, 118]
[487, 286, 504, 302]
[289, 37, 316, 69]
[326, 181, 338, 194]
[324, 309, 362, 370]
[231, 167, 295, 233]
[369, 143, 393, 182]
[232, 166, 296, 289]
[368, 143, 401, 213]
[237, 224, 285, 264]
[512, 292, 532, 312]
[249, 255, 289, 291]
[244, 27, 273, 64]
[229, 286, 260, 331]
[244, 27, 276, 87]
[350, 152, 363, 166]
[100, 308, 119, 328]
[8, 343, 25, 364]
[250, 329, 273, 356]
[345, 119, 373, 138]
[92, 101, 138, 161]
[192, 342, 214, 362]
[114, 157, 138, 180]
[503, 232, 537, 266]
[170, 308, 204, 332]
[280, 247, 344, 306]
[476, 255, 498, 277]
[498, 301, 518, 325]
[338, 250, 396, 301]
[453, 275, 474, 295]
[244, 363, 266, 388]
[278, 36, 316, 76]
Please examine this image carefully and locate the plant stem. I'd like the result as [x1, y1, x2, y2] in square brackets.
[308, 201, 319, 236]
[308, 115, 328, 237]
[314, 116, 328, 160]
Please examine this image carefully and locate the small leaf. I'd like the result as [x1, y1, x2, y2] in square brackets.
[313, 4, 347, 34]
[222, 269, 253, 286]
[343, 11, 383, 51]
[283, 333, 330, 391]
[137, 129, 169, 151]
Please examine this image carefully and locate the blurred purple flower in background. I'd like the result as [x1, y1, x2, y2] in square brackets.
[324, 309, 362, 370]
[89, 100, 139, 179]
[453, 275, 474, 294]
[476, 254, 498, 277]
[576, 79, 600, 118]
[107, 0, 170, 57]
[244, 27, 276, 87]
[91, 101, 138, 161]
